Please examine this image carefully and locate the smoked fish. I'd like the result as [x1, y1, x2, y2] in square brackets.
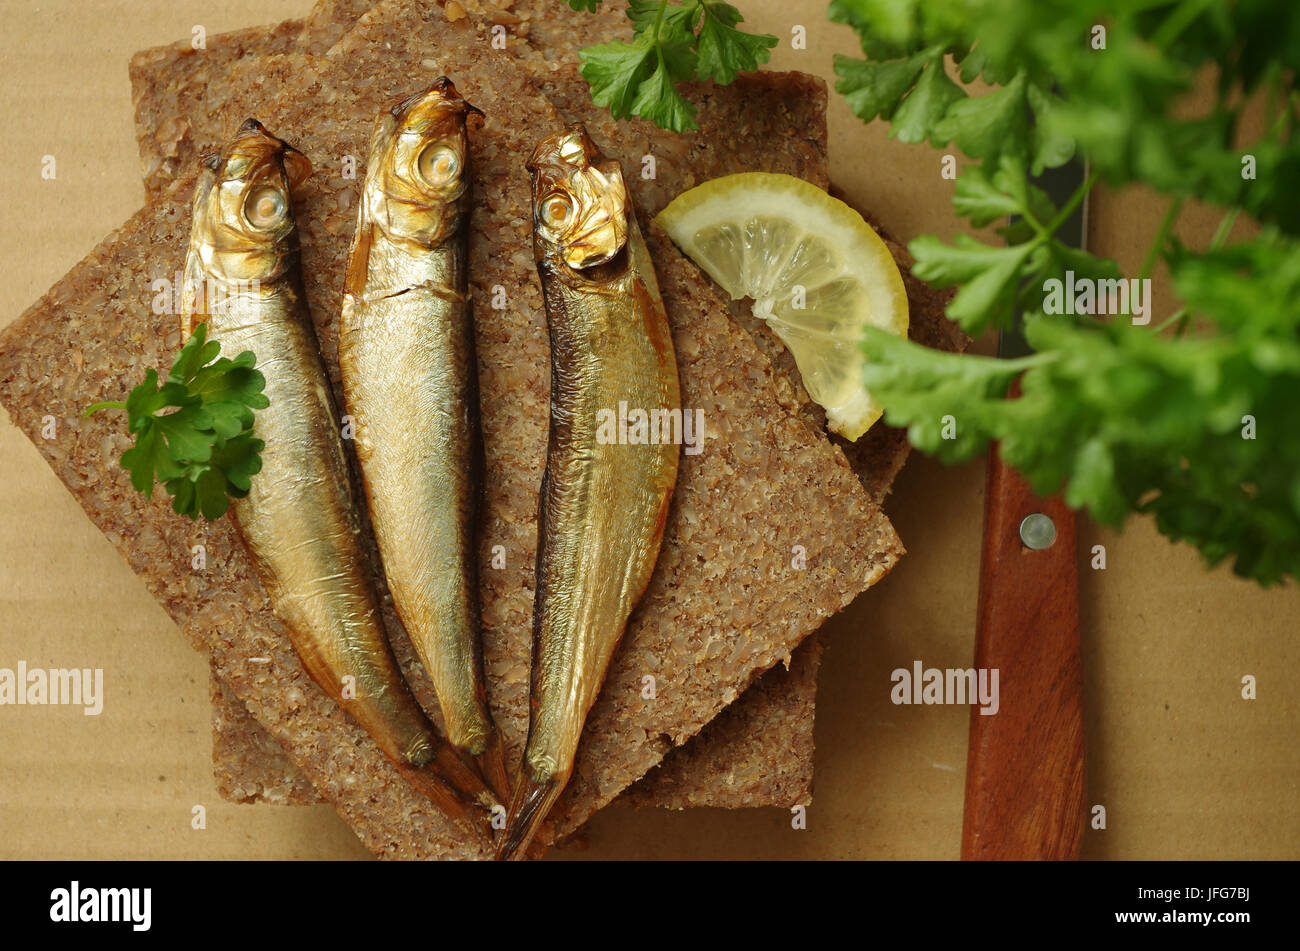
[181, 119, 497, 833]
[338, 80, 509, 801]
[500, 125, 681, 859]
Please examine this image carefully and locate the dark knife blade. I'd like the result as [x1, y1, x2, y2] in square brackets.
[999, 157, 1090, 357]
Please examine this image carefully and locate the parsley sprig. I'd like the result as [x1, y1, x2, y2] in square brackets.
[84, 322, 267, 521]
[576, 0, 777, 131]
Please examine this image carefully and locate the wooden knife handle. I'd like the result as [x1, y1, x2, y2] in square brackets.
[961, 445, 1086, 860]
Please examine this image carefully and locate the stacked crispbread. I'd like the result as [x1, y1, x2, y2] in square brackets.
[129, 0, 892, 814]
[0, 0, 962, 856]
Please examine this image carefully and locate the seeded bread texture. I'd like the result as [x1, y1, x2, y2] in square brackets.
[128, 0, 386, 196]
[210, 662, 321, 805]
[131, 2, 850, 812]
[0, 1, 900, 858]
[130, 0, 639, 201]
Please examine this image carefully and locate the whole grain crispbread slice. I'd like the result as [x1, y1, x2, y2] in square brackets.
[0, 1, 900, 858]
[130, 3, 854, 812]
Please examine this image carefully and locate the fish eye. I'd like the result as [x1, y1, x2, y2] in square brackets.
[542, 195, 572, 229]
[418, 144, 460, 185]
[243, 185, 287, 229]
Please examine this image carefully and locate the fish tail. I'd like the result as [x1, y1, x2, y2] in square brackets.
[394, 761, 481, 842]
[427, 739, 503, 814]
[398, 742, 502, 845]
[496, 766, 563, 861]
[473, 729, 512, 805]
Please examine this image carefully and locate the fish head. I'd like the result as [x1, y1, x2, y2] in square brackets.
[365, 77, 480, 248]
[189, 118, 311, 286]
[527, 124, 630, 278]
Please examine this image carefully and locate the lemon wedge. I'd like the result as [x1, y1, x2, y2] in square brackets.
[656, 172, 908, 440]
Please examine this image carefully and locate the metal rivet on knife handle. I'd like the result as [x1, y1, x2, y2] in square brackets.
[1019, 512, 1058, 550]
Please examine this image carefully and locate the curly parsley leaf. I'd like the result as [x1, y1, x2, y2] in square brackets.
[581, 40, 660, 119]
[631, 40, 700, 130]
[828, 0, 925, 60]
[84, 322, 267, 521]
[834, 52, 928, 124]
[577, 0, 776, 132]
[114, 371, 190, 494]
[912, 236, 1042, 334]
[166, 430, 264, 521]
[835, 46, 965, 143]
[695, 2, 777, 83]
[868, 228, 1300, 585]
[931, 70, 1030, 166]
[889, 51, 965, 144]
[187, 348, 270, 439]
[627, 0, 696, 35]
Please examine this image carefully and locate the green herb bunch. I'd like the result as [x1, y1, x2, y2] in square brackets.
[574, 0, 1300, 585]
[832, 0, 1300, 585]
[85, 323, 267, 521]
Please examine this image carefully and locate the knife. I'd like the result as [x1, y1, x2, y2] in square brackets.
[960, 155, 1088, 860]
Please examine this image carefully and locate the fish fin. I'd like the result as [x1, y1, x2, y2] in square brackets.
[396, 761, 472, 819]
[342, 217, 375, 308]
[343, 120, 390, 307]
[180, 247, 209, 341]
[281, 147, 313, 191]
[396, 765, 490, 850]
[180, 164, 220, 340]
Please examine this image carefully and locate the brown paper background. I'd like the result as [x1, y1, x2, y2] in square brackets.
[0, 0, 1295, 859]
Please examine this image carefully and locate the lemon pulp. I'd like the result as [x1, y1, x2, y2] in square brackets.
[656, 172, 908, 440]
